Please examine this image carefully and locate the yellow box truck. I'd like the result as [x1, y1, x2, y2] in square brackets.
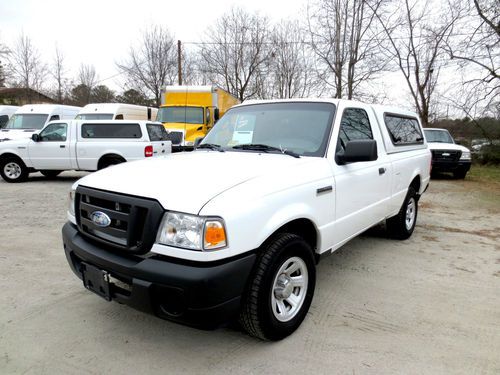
[156, 85, 240, 149]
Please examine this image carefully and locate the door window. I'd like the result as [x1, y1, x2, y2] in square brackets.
[337, 108, 373, 151]
[39, 123, 67, 141]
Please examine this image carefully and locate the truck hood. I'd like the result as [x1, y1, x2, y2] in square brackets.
[0, 129, 37, 141]
[74, 151, 320, 214]
[427, 142, 470, 152]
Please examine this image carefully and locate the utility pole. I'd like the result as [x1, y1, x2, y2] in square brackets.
[177, 40, 182, 86]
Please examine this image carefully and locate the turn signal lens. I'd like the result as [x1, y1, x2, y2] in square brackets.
[204, 220, 227, 250]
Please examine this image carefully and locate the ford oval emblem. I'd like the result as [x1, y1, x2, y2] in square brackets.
[90, 211, 111, 227]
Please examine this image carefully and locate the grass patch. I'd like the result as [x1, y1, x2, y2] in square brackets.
[467, 165, 500, 207]
[468, 165, 500, 184]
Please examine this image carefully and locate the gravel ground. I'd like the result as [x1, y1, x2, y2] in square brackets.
[0, 171, 499, 374]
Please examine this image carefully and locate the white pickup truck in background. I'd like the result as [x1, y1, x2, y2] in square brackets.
[62, 99, 430, 340]
[0, 120, 171, 182]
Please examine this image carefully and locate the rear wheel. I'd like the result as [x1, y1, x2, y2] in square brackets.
[0, 157, 29, 183]
[98, 156, 125, 170]
[387, 187, 418, 240]
[239, 233, 316, 341]
[40, 170, 62, 179]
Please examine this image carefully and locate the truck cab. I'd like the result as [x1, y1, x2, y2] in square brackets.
[157, 86, 240, 148]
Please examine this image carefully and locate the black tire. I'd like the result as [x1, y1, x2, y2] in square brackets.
[98, 157, 125, 170]
[0, 157, 29, 183]
[239, 233, 316, 341]
[40, 170, 62, 179]
[387, 187, 418, 240]
[453, 169, 467, 179]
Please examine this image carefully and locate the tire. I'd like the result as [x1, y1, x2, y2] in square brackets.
[0, 157, 29, 183]
[387, 187, 418, 240]
[40, 170, 62, 179]
[98, 157, 125, 170]
[239, 233, 316, 341]
[453, 169, 467, 179]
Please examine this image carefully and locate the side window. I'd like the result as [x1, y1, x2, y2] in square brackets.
[81, 123, 142, 138]
[337, 108, 373, 150]
[0, 115, 8, 128]
[384, 115, 423, 145]
[115, 114, 124, 120]
[49, 115, 60, 121]
[39, 123, 67, 142]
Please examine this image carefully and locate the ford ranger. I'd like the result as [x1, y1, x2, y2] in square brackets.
[62, 99, 431, 340]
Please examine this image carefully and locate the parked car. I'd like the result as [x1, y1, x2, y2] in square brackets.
[423, 128, 471, 179]
[0, 120, 171, 182]
[0, 104, 81, 142]
[62, 99, 431, 340]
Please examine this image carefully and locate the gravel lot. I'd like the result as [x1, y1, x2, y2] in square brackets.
[0, 171, 499, 374]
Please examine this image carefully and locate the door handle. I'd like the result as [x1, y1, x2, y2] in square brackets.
[60, 145, 66, 148]
[379, 167, 386, 175]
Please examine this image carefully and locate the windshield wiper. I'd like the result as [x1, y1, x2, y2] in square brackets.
[197, 143, 225, 152]
[232, 144, 300, 158]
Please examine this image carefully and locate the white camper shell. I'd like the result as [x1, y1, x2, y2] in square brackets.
[0, 106, 19, 129]
[76, 103, 158, 121]
[1, 104, 81, 141]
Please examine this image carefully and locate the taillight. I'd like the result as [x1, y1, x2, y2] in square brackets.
[145, 145, 153, 157]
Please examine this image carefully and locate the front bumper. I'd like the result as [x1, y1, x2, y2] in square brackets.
[62, 222, 256, 327]
[431, 159, 471, 173]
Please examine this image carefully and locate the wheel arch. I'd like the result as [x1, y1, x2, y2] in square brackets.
[97, 153, 126, 170]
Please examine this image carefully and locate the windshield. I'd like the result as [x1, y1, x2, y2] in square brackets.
[75, 113, 114, 120]
[157, 106, 204, 124]
[4, 114, 49, 130]
[201, 102, 336, 157]
[424, 129, 454, 143]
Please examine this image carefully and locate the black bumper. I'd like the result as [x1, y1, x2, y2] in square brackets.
[431, 160, 471, 173]
[62, 222, 256, 327]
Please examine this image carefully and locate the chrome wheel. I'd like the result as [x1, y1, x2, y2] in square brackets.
[405, 197, 416, 231]
[4, 162, 22, 180]
[271, 256, 308, 322]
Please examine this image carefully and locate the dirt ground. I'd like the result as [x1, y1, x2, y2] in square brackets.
[0, 171, 499, 374]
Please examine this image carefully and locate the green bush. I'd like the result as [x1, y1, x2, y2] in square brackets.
[477, 145, 500, 165]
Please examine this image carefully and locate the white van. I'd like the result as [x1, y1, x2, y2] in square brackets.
[75, 103, 158, 121]
[1, 104, 81, 141]
[0, 106, 19, 129]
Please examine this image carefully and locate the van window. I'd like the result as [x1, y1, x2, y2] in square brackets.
[75, 113, 114, 120]
[39, 123, 67, 141]
[4, 114, 48, 129]
[49, 115, 60, 121]
[146, 124, 169, 141]
[81, 123, 142, 139]
[384, 114, 423, 145]
[115, 114, 124, 120]
[338, 108, 373, 149]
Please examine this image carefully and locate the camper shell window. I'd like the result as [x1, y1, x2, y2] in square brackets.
[384, 114, 424, 145]
[81, 123, 142, 138]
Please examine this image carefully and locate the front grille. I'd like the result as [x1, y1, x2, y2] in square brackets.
[431, 149, 461, 162]
[75, 186, 164, 254]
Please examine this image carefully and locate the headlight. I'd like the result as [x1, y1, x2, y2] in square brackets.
[460, 151, 471, 160]
[156, 212, 227, 251]
[68, 189, 76, 217]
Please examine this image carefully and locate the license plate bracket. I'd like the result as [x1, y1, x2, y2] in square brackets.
[81, 262, 111, 301]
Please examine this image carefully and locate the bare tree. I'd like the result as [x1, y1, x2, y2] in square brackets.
[372, 0, 460, 127]
[265, 20, 321, 99]
[200, 7, 271, 101]
[445, 0, 499, 120]
[76, 64, 98, 104]
[51, 46, 67, 103]
[308, 0, 386, 99]
[117, 25, 177, 106]
[6, 32, 48, 101]
[0, 38, 8, 87]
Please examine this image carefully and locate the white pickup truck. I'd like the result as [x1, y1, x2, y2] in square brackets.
[62, 99, 431, 340]
[0, 120, 171, 182]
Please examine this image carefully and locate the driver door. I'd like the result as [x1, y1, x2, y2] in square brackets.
[28, 122, 72, 170]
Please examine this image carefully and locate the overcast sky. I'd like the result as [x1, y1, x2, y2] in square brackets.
[0, 0, 306, 89]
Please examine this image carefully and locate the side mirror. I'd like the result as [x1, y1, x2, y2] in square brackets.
[206, 108, 211, 125]
[214, 108, 220, 122]
[31, 133, 40, 142]
[336, 139, 377, 165]
[194, 137, 204, 148]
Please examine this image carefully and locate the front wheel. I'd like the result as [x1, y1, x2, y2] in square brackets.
[239, 233, 316, 341]
[387, 187, 418, 240]
[453, 169, 467, 179]
[0, 157, 29, 183]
